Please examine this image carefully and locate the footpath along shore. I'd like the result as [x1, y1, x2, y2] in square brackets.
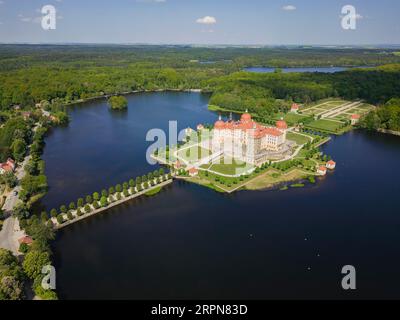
[53, 177, 173, 230]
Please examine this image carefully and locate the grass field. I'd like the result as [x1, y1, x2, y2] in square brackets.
[245, 168, 310, 190]
[177, 146, 211, 163]
[305, 119, 343, 132]
[286, 132, 313, 145]
[207, 157, 251, 176]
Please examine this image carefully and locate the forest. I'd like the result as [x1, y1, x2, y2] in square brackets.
[1, 45, 400, 136]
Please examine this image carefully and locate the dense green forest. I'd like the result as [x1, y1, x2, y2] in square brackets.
[1, 45, 400, 110]
[360, 98, 400, 131]
[0, 44, 400, 138]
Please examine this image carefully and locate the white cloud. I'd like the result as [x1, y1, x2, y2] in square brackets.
[196, 16, 217, 25]
[282, 5, 296, 11]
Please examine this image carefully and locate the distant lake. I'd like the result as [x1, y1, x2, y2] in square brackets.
[40, 92, 400, 300]
[244, 66, 369, 73]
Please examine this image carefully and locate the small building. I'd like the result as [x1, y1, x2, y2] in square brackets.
[13, 105, 21, 111]
[197, 124, 205, 131]
[351, 114, 361, 125]
[0, 158, 16, 175]
[188, 167, 199, 177]
[317, 166, 327, 176]
[326, 160, 336, 170]
[174, 160, 183, 170]
[290, 103, 300, 113]
[18, 236, 33, 246]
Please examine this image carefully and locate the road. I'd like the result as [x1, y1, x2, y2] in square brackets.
[2, 154, 31, 215]
[0, 216, 24, 255]
[0, 124, 39, 253]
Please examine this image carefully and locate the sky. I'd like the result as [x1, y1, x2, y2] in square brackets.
[0, 0, 399, 45]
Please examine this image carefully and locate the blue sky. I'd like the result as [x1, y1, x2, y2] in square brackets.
[0, 0, 399, 45]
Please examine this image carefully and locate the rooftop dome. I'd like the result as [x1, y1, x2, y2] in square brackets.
[276, 119, 288, 130]
[241, 112, 252, 122]
[214, 120, 225, 130]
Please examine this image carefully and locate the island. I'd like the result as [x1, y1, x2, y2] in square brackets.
[108, 96, 128, 110]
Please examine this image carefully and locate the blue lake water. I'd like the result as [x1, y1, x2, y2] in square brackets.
[244, 66, 362, 73]
[42, 92, 400, 299]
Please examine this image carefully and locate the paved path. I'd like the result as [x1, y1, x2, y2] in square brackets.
[0, 217, 24, 255]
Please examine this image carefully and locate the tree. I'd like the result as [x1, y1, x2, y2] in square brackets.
[50, 209, 57, 218]
[77, 198, 84, 208]
[86, 195, 92, 204]
[56, 215, 64, 224]
[76, 209, 83, 217]
[108, 96, 128, 110]
[129, 179, 135, 188]
[40, 211, 48, 222]
[93, 192, 100, 201]
[23, 251, 50, 279]
[84, 205, 91, 213]
[101, 189, 108, 197]
[67, 212, 74, 220]
[115, 184, 122, 192]
[109, 187, 115, 195]
[19, 243, 29, 254]
[69, 202, 76, 210]
[11, 138, 27, 162]
[0, 276, 23, 300]
[100, 196, 108, 207]
[1, 172, 17, 188]
[60, 205, 67, 214]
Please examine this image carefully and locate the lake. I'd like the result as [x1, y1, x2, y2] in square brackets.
[43, 92, 400, 299]
[244, 66, 370, 73]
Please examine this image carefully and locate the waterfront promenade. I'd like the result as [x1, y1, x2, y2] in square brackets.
[53, 177, 173, 230]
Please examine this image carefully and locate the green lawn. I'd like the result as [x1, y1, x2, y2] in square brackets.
[286, 132, 312, 145]
[209, 157, 252, 176]
[306, 119, 343, 132]
[177, 146, 211, 163]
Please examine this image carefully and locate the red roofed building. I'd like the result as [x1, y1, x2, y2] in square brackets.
[18, 236, 33, 246]
[291, 103, 300, 113]
[0, 158, 16, 175]
[317, 166, 327, 176]
[212, 111, 288, 165]
[188, 167, 199, 177]
[351, 114, 361, 125]
[326, 160, 336, 170]
[276, 119, 288, 130]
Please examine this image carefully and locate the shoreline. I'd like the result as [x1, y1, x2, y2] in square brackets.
[377, 128, 400, 137]
[64, 88, 206, 107]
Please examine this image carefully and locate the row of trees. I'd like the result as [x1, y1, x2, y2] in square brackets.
[19, 126, 49, 207]
[43, 168, 170, 225]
